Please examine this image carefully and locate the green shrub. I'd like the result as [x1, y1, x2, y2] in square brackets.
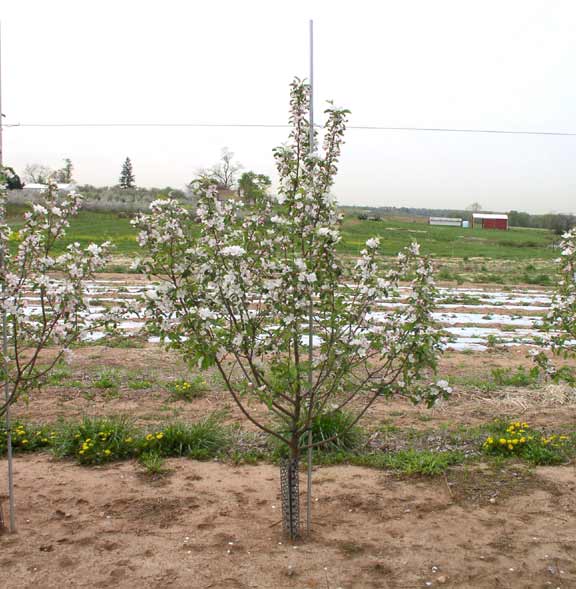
[52, 416, 138, 465]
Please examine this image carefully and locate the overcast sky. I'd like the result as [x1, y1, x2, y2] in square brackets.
[3, 0, 576, 213]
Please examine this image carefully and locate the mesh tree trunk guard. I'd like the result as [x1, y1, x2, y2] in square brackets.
[280, 457, 300, 540]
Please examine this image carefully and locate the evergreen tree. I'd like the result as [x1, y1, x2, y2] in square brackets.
[119, 157, 135, 189]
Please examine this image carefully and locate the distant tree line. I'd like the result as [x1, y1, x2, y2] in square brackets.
[507, 210, 576, 234]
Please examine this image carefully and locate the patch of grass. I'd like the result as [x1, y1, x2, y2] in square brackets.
[307, 410, 363, 452]
[365, 449, 466, 475]
[139, 415, 229, 459]
[272, 410, 364, 457]
[128, 378, 155, 390]
[437, 268, 462, 282]
[139, 451, 170, 476]
[473, 273, 505, 284]
[92, 368, 120, 390]
[52, 416, 138, 465]
[491, 366, 539, 387]
[166, 376, 208, 401]
[45, 363, 72, 386]
[102, 335, 147, 349]
[450, 374, 498, 393]
[523, 273, 552, 286]
[315, 448, 466, 474]
[228, 448, 269, 465]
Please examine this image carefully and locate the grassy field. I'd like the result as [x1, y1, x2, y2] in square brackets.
[339, 216, 557, 259]
[6, 204, 558, 261]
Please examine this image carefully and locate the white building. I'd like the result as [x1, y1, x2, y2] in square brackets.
[429, 217, 462, 227]
[22, 183, 77, 193]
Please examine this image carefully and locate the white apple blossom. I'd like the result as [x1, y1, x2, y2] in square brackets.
[534, 227, 576, 385]
[221, 245, 246, 257]
[0, 184, 112, 418]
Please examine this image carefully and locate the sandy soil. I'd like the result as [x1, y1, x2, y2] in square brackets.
[2, 338, 576, 588]
[1, 455, 575, 589]
[9, 345, 576, 432]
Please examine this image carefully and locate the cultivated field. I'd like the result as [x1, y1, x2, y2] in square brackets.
[1, 211, 575, 589]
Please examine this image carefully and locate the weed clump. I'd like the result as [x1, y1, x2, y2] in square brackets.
[0, 422, 54, 455]
[52, 416, 137, 465]
[482, 420, 574, 465]
[139, 416, 229, 459]
[167, 377, 208, 401]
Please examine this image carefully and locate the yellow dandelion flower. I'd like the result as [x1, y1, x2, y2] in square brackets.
[104, 449, 111, 456]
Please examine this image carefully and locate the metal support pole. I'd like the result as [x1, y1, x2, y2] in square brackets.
[0, 20, 15, 533]
[306, 18, 314, 537]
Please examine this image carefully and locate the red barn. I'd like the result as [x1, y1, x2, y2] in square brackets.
[472, 213, 509, 230]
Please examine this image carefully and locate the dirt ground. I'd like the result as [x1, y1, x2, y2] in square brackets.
[9, 344, 576, 432]
[0, 456, 575, 589]
[2, 341, 576, 588]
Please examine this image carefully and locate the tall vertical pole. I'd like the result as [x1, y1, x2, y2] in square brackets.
[306, 18, 314, 537]
[0, 21, 15, 533]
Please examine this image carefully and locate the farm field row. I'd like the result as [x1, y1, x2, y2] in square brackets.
[26, 276, 553, 352]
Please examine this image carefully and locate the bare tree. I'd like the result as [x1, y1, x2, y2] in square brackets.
[23, 164, 53, 184]
[466, 202, 483, 212]
[195, 147, 242, 191]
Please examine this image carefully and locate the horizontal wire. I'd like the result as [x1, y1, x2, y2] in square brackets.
[4, 122, 576, 137]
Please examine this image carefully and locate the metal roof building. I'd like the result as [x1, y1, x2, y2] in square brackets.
[472, 213, 509, 230]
